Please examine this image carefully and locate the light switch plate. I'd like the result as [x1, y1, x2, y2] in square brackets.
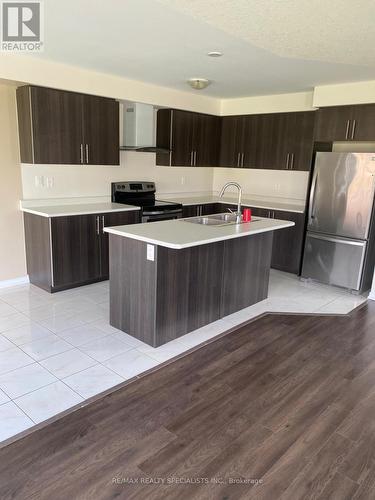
[147, 244, 155, 261]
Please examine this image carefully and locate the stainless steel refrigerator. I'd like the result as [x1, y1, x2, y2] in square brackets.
[301, 152, 375, 291]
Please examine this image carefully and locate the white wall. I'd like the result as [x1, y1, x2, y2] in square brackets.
[0, 85, 27, 282]
[21, 152, 215, 199]
[221, 91, 315, 115]
[21, 152, 309, 201]
[0, 55, 220, 115]
[314, 80, 375, 107]
[213, 168, 309, 201]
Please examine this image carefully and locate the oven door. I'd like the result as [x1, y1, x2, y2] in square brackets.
[142, 209, 182, 223]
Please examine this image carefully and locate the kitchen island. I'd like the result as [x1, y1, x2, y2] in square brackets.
[104, 215, 294, 346]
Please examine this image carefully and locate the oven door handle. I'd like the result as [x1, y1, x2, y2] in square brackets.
[143, 209, 182, 216]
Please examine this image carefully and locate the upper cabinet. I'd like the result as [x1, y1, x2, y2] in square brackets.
[219, 111, 315, 171]
[314, 104, 375, 142]
[16, 86, 119, 165]
[219, 115, 259, 168]
[156, 109, 220, 167]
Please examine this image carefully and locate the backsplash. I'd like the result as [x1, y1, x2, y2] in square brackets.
[21, 151, 214, 199]
[21, 151, 309, 201]
[213, 167, 309, 201]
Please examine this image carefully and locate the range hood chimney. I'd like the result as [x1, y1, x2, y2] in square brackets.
[120, 102, 170, 153]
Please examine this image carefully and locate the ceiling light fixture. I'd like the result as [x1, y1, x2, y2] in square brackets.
[207, 51, 223, 57]
[187, 78, 211, 90]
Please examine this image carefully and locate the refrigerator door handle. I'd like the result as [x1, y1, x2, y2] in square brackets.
[307, 232, 366, 246]
[308, 169, 318, 225]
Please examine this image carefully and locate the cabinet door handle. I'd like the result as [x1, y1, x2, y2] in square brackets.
[85, 144, 89, 164]
[96, 216, 100, 235]
[80, 144, 84, 164]
[194, 150, 197, 166]
[236, 152, 240, 167]
[102, 215, 105, 234]
[290, 153, 294, 170]
[345, 120, 350, 140]
[351, 119, 356, 140]
[241, 153, 244, 167]
[286, 153, 290, 169]
[190, 151, 194, 166]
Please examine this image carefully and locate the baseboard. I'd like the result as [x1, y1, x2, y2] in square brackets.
[0, 275, 30, 289]
[368, 291, 375, 301]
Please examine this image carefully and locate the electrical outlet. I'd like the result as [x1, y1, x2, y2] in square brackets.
[181, 176, 185, 185]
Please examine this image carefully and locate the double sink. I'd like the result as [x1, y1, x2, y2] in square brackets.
[182, 212, 261, 227]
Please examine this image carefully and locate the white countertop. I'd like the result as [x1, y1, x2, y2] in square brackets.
[20, 202, 140, 218]
[160, 194, 306, 213]
[104, 216, 295, 249]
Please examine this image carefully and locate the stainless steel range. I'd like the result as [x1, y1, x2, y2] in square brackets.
[111, 182, 183, 222]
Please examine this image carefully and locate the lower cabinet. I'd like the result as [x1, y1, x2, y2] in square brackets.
[51, 214, 102, 289]
[181, 203, 223, 217]
[181, 205, 200, 218]
[201, 203, 223, 215]
[24, 210, 140, 292]
[251, 208, 306, 274]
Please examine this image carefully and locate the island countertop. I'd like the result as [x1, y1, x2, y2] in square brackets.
[104, 216, 295, 249]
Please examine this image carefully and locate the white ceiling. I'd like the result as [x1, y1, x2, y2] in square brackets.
[30, 0, 375, 98]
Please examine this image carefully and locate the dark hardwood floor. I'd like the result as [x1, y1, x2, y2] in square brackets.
[1, 302, 375, 499]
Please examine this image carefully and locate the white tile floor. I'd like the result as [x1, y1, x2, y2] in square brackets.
[0, 270, 367, 444]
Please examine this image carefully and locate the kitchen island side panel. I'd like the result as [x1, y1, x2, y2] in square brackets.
[109, 235, 157, 346]
[221, 232, 273, 316]
[155, 242, 225, 345]
[109, 232, 274, 347]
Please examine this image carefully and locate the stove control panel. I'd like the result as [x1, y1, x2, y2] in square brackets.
[112, 182, 155, 193]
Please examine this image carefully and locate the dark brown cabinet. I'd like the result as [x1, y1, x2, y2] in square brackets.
[250, 208, 305, 274]
[200, 203, 223, 215]
[271, 210, 305, 274]
[181, 205, 199, 218]
[196, 113, 221, 166]
[219, 115, 259, 168]
[182, 203, 223, 217]
[219, 112, 315, 171]
[219, 116, 243, 167]
[314, 104, 375, 142]
[82, 95, 119, 165]
[351, 104, 375, 140]
[16, 86, 119, 165]
[24, 210, 140, 292]
[255, 112, 315, 171]
[51, 215, 102, 288]
[314, 106, 352, 142]
[156, 109, 220, 167]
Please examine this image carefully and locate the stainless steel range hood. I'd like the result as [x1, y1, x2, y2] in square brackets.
[120, 102, 170, 153]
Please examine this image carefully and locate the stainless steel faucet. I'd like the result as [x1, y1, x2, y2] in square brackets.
[219, 182, 242, 223]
